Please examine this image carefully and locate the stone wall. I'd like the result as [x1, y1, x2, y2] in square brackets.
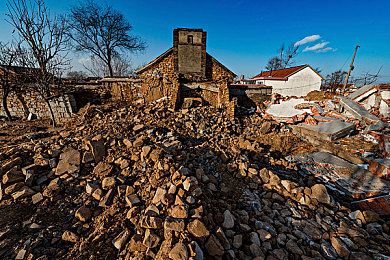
[229, 85, 272, 107]
[138, 51, 179, 104]
[100, 79, 143, 103]
[0, 90, 77, 120]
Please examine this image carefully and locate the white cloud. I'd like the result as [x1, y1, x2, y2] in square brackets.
[303, 42, 329, 52]
[294, 35, 321, 46]
[78, 57, 90, 65]
[316, 47, 334, 53]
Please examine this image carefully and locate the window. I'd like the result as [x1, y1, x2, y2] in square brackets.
[187, 35, 193, 44]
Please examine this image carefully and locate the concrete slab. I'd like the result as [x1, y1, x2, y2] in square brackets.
[348, 84, 377, 102]
[287, 152, 390, 200]
[265, 99, 312, 123]
[339, 97, 379, 123]
[293, 120, 355, 141]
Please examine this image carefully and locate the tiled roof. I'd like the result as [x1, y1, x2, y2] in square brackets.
[252, 65, 309, 79]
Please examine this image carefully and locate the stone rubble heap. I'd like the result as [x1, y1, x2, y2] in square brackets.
[0, 102, 389, 260]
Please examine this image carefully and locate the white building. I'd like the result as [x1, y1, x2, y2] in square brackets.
[238, 65, 324, 97]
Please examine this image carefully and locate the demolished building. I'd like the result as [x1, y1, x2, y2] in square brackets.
[135, 28, 236, 110]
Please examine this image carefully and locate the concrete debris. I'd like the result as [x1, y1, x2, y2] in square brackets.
[339, 97, 380, 123]
[293, 120, 355, 141]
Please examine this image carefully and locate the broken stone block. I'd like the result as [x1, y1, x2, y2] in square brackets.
[143, 229, 160, 248]
[205, 235, 224, 256]
[99, 189, 115, 207]
[169, 242, 188, 260]
[0, 157, 22, 176]
[75, 205, 91, 221]
[62, 231, 79, 243]
[128, 234, 147, 252]
[3, 168, 24, 185]
[55, 149, 80, 176]
[4, 182, 24, 195]
[222, 210, 235, 229]
[187, 219, 209, 238]
[112, 229, 130, 250]
[31, 192, 44, 204]
[93, 162, 113, 177]
[87, 136, 106, 163]
[11, 186, 35, 200]
[125, 194, 141, 207]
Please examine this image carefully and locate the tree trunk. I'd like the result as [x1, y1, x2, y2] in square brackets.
[107, 55, 114, 77]
[15, 92, 30, 119]
[44, 98, 57, 127]
[2, 89, 12, 121]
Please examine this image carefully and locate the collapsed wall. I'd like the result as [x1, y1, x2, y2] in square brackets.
[0, 90, 77, 120]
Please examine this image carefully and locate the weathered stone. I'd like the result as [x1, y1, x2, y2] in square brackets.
[92, 188, 103, 200]
[311, 184, 331, 205]
[215, 227, 230, 250]
[286, 239, 303, 255]
[187, 219, 209, 238]
[164, 217, 185, 232]
[205, 235, 224, 256]
[42, 184, 61, 198]
[3, 168, 24, 185]
[11, 186, 35, 200]
[258, 229, 271, 241]
[169, 205, 188, 218]
[93, 162, 113, 177]
[75, 205, 91, 221]
[169, 242, 188, 260]
[0, 157, 22, 176]
[128, 234, 147, 252]
[125, 194, 141, 207]
[112, 229, 130, 250]
[4, 182, 24, 195]
[62, 231, 79, 243]
[331, 237, 350, 258]
[98, 189, 115, 207]
[143, 229, 160, 248]
[222, 210, 234, 229]
[102, 177, 116, 190]
[188, 241, 203, 260]
[140, 215, 163, 229]
[87, 136, 106, 163]
[31, 192, 44, 204]
[55, 149, 80, 176]
[233, 234, 242, 249]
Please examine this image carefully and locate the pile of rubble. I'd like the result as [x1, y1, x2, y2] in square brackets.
[0, 101, 390, 259]
[262, 86, 390, 215]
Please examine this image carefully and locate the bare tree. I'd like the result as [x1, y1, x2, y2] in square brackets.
[81, 55, 134, 78]
[0, 42, 18, 120]
[265, 43, 299, 71]
[265, 57, 282, 71]
[352, 66, 382, 86]
[324, 70, 347, 93]
[68, 0, 145, 77]
[6, 0, 69, 126]
[67, 70, 87, 82]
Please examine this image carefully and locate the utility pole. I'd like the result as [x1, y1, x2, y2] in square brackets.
[341, 45, 360, 95]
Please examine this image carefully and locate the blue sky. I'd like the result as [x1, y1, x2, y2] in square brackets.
[0, 0, 390, 83]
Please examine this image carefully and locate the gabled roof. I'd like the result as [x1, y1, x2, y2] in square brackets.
[251, 64, 324, 80]
[207, 53, 236, 78]
[135, 48, 174, 74]
[135, 48, 236, 78]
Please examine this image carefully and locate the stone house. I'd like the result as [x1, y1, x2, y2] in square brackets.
[136, 28, 236, 109]
[241, 65, 324, 97]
